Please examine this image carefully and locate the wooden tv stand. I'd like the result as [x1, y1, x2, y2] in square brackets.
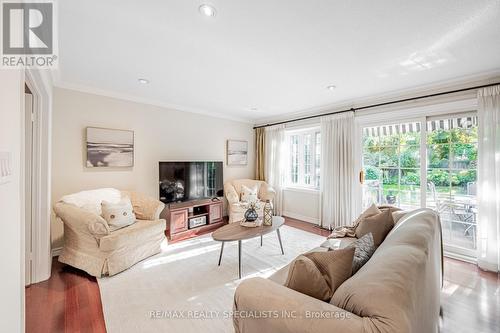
[164, 198, 226, 241]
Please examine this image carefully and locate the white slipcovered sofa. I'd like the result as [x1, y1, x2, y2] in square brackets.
[234, 208, 443, 333]
[224, 179, 276, 223]
[53, 188, 166, 277]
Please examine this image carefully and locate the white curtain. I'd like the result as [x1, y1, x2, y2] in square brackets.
[264, 125, 286, 215]
[319, 112, 355, 229]
[477, 85, 500, 272]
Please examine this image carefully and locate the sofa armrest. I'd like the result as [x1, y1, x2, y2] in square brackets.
[99, 219, 166, 252]
[54, 202, 110, 238]
[233, 277, 363, 333]
[225, 184, 240, 205]
[122, 191, 165, 220]
[259, 184, 276, 202]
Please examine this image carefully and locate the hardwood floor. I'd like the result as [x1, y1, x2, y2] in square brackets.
[25, 261, 106, 333]
[440, 258, 499, 332]
[26, 217, 499, 333]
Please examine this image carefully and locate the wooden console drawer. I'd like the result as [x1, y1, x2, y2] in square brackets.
[209, 202, 223, 223]
[170, 209, 188, 233]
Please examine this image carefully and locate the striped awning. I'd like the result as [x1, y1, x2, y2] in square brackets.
[363, 116, 477, 137]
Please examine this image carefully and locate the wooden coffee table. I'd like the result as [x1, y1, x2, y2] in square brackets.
[212, 216, 285, 279]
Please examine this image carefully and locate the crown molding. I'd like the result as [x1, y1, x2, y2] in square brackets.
[253, 70, 500, 126]
[52, 80, 254, 124]
[52, 69, 500, 127]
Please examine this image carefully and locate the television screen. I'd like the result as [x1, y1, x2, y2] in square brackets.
[159, 161, 223, 204]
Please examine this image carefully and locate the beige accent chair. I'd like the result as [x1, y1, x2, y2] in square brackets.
[234, 208, 442, 333]
[54, 188, 166, 277]
[224, 179, 276, 223]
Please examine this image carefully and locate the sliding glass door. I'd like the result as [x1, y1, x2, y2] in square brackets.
[426, 115, 478, 255]
[361, 113, 478, 258]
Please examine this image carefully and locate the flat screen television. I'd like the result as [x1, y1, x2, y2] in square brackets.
[159, 161, 223, 204]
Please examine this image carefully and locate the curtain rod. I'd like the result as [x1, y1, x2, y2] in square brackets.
[253, 81, 500, 129]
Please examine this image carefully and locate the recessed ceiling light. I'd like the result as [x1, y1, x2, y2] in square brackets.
[199, 4, 217, 17]
[326, 85, 336, 91]
[138, 78, 150, 84]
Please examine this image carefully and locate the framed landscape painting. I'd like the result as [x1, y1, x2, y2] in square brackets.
[227, 140, 248, 166]
[86, 127, 134, 167]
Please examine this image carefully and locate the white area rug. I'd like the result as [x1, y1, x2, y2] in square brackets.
[97, 225, 324, 333]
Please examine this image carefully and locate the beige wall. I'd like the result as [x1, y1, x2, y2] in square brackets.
[51, 88, 255, 248]
[283, 188, 319, 224]
[0, 70, 24, 332]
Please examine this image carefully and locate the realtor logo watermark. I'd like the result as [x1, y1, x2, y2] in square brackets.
[1, 1, 57, 68]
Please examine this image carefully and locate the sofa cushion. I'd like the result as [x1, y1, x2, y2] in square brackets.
[231, 179, 263, 196]
[355, 203, 381, 224]
[326, 203, 381, 239]
[121, 190, 165, 220]
[345, 233, 376, 274]
[99, 219, 166, 251]
[270, 238, 357, 286]
[241, 185, 258, 203]
[60, 188, 122, 215]
[268, 246, 327, 285]
[355, 209, 393, 246]
[330, 209, 441, 332]
[285, 248, 354, 301]
[101, 198, 136, 231]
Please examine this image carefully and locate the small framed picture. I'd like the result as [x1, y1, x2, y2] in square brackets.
[86, 127, 134, 167]
[227, 140, 248, 166]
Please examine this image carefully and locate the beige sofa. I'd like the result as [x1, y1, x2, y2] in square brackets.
[224, 179, 276, 223]
[54, 188, 166, 277]
[234, 208, 442, 333]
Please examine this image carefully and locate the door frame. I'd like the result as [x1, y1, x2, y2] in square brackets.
[23, 70, 52, 284]
[24, 90, 35, 286]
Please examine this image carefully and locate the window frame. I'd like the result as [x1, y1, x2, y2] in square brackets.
[285, 126, 321, 190]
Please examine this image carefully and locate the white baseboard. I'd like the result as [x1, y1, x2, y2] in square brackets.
[283, 211, 319, 225]
[443, 251, 477, 265]
[51, 247, 62, 257]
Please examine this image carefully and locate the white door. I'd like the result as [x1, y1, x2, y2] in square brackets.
[25, 92, 34, 286]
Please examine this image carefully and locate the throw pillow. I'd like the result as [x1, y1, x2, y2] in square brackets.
[326, 203, 382, 239]
[285, 248, 355, 301]
[355, 209, 394, 246]
[354, 203, 382, 224]
[346, 233, 376, 274]
[101, 198, 136, 231]
[240, 185, 258, 203]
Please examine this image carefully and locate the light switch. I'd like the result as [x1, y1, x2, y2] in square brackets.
[0, 152, 12, 185]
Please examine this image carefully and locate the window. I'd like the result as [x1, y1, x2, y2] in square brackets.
[315, 132, 321, 188]
[362, 121, 422, 210]
[286, 127, 320, 189]
[290, 135, 299, 183]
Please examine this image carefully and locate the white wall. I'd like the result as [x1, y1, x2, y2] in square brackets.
[0, 70, 24, 332]
[51, 88, 255, 248]
[283, 188, 320, 224]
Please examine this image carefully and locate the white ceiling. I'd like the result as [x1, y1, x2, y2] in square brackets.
[56, 0, 500, 122]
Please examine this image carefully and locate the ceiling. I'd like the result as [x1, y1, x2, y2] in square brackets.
[56, 0, 500, 122]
